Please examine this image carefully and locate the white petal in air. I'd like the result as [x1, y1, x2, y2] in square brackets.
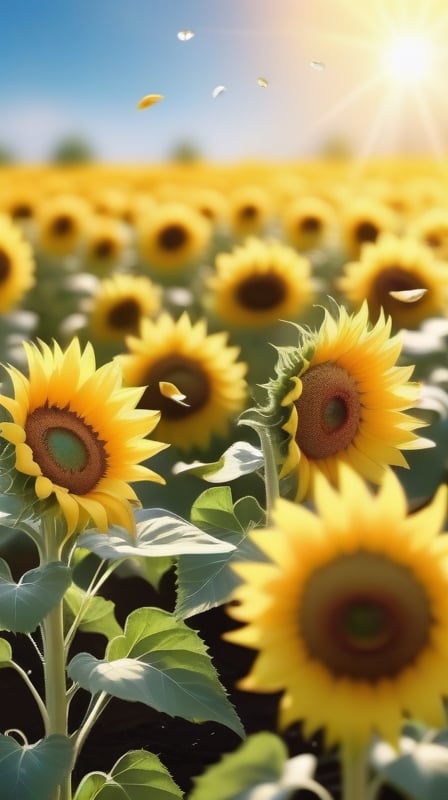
[257, 77, 269, 88]
[212, 85, 227, 99]
[389, 288, 427, 303]
[177, 30, 195, 42]
[310, 60, 326, 71]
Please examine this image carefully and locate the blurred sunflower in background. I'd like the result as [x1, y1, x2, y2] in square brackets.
[137, 201, 211, 280]
[227, 183, 273, 240]
[0, 338, 167, 538]
[118, 311, 248, 452]
[205, 237, 315, 330]
[226, 467, 448, 748]
[0, 213, 36, 313]
[339, 196, 399, 259]
[82, 214, 132, 275]
[250, 302, 429, 502]
[281, 194, 338, 253]
[338, 232, 448, 330]
[35, 192, 92, 259]
[409, 206, 448, 261]
[85, 272, 162, 345]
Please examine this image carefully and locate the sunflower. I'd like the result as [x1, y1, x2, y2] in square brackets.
[82, 214, 131, 274]
[35, 193, 92, 258]
[117, 312, 248, 451]
[409, 206, 448, 261]
[137, 201, 211, 278]
[227, 184, 273, 239]
[0, 339, 167, 537]
[87, 273, 162, 341]
[250, 302, 429, 502]
[225, 466, 448, 748]
[339, 197, 398, 259]
[281, 195, 337, 252]
[0, 213, 35, 312]
[338, 232, 448, 330]
[206, 237, 315, 329]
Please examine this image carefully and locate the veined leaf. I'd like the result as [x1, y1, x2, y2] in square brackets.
[0, 559, 71, 633]
[68, 607, 244, 738]
[0, 734, 73, 800]
[74, 749, 182, 800]
[64, 583, 122, 641]
[172, 441, 264, 483]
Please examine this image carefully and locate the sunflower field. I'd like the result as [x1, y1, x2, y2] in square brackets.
[0, 155, 448, 800]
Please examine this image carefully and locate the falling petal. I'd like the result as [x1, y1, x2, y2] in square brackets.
[389, 288, 428, 303]
[310, 60, 326, 71]
[159, 381, 190, 407]
[137, 94, 164, 110]
[212, 85, 227, 99]
[177, 29, 195, 42]
[257, 76, 269, 88]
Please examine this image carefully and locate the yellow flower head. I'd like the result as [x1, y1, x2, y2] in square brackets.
[36, 193, 92, 258]
[87, 273, 162, 341]
[338, 232, 448, 330]
[0, 339, 167, 537]
[340, 197, 398, 259]
[0, 213, 35, 312]
[226, 467, 448, 748]
[206, 237, 314, 329]
[137, 201, 211, 278]
[117, 312, 248, 452]
[227, 184, 272, 239]
[249, 301, 430, 502]
[281, 194, 337, 252]
[83, 214, 131, 274]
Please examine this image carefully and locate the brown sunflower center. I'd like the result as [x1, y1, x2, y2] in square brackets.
[239, 204, 258, 221]
[300, 215, 321, 234]
[235, 272, 286, 311]
[51, 214, 74, 237]
[12, 203, 33, 219]
[354, 220, 379, 244]
[94, 238, 115, 259]
[139, 355, 210, 419]
[107, 298, 141, 332]
[294, 362, 361, 459]
[300, 551, 432, 679]
[25, 405, 107, 494]
[373, 266, 427, 311]
[157, 224, 189, 251]
[0, 248, 11, 283]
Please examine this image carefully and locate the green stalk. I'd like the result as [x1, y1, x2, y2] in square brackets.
[41, 515, 71, 800]
[257, 425, 280, 523]
[341, 740, 369, 800]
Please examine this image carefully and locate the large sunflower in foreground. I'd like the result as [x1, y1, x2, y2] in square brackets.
[0, 213, 35, 312]
[206, 237, 314, 329]
[117, 312, 248, 451]
[0, 339, 167, 537]
[249, 302, 430, 502]
[226, 467, 448, 748]
[338, 233, 448, 330]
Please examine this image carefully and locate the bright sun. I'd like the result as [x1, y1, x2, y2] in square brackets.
[381, 32, 434, 86]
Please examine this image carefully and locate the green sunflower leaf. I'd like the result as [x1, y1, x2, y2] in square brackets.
[63, 583, 122, 641]
[73, 749, 183, 800]
[172, 441, 264, 483]
[188, 732, 288, 800]
[373, 740, 448, 800]
[0, 559, 72, 633]
[176, 491, 267, 619]
[67, 606, 244, 738]
[0, 734, 73, 800]
[77, 508, 236, 560]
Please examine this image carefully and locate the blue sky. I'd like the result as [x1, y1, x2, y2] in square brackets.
[1, 0, 446, 162]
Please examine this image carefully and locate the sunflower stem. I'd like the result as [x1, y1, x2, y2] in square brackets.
[258, 425, 279, 523]
[41, 514, 72, 800]
[341, 741, 369, 800]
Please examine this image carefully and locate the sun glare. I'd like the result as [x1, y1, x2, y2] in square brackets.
[382, 32, 433, 86]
